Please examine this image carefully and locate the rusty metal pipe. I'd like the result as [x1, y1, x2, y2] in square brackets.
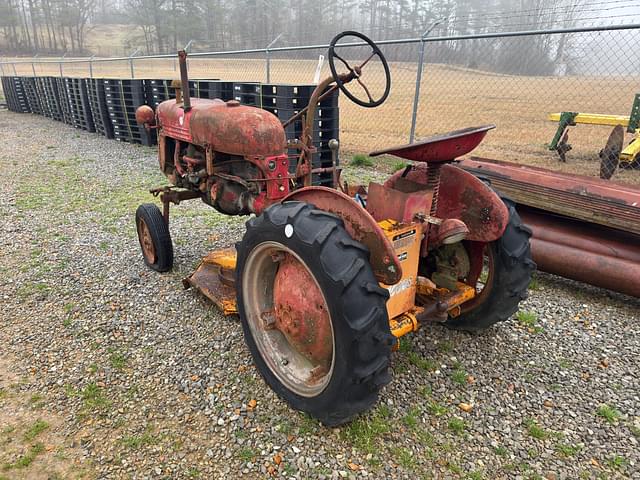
[519, 207, 640, 297]
[178, 50, 191, 111]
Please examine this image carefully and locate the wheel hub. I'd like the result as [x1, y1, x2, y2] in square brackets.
[273, 253, 333, 369]
[137, 219, 156, 263]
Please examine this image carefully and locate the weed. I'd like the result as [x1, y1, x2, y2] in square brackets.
[451, 369, 467, 386]
[630, 424, 640, 438]
[23, 419, 49, 441]
[62, 317, 72, 327]
[350, 154, 374, 167]
[528, 274, 540, 290]
[516, 310, 543, 333]
[28, 393, 45, 409]
[407, 351, 437, 372]
[427, 400, 447, 417]
[606, 454, 628, 470]
[398, 337, 412, 353]
[494, 446, 508, 456]
[186, 467, 201, 478]
[558, 358, 572, 369]
[391, 446, 416, 469]
[437, 340, 453, 353]
[342, 405, 391, 453]
[555, 443, 582, 457]
[524, 418, 547, 440]
[448, 418, 466, 435]
[402, 406, 421, 430]
[297, 414, 318, 435]
[467, 471, 485, 480]
[392, 161, 408, 173]
[237, 446, 255, 462]
[80, 382, 110, 410]
[87, 364, 98, 374]
[3, 443, 44, 470]
[596, 404, 621, 424]
[121, 430, 158, 449]
[418, 385, 432, 398]
[109, 352, 127, 370]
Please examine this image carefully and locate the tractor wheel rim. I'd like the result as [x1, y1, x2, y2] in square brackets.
[242, 242, 335, 397]
[137, 219, 156, 264]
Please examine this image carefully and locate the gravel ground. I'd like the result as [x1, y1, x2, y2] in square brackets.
[0, 109, 639, 480]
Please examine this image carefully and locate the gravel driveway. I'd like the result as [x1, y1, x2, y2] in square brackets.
[0, 109, 638, 479]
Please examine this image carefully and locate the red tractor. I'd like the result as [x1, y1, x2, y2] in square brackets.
[135, 31, 534, 426]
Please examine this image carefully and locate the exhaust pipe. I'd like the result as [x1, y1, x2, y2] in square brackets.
[178, 49, 191, 111]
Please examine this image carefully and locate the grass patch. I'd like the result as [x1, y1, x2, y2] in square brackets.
[392, 161, 408, 173]
[236, 446, 255, 462]
[448, 418, 466, 435]
[402, 406, 421, 430]
[494, 446, 508, 456]
[606, 454, 628, 470]
[109, 352, 128, 370]
[555, 442, 582, 457]
[524, 418, 547, 440]
[341, 405, 391, 454]
[450, 368, 467, 386]
[426, 400, 447, 417]
[391, 446, 416, 470]
[297, 414, 318, 435]
[407, 351, 436, 372]
[23, 419, 49, 441]
[350, 154, 374, 167]
[2, 443, 45, 470]
[596, 404, 621, 424]
[437, 340, 453, 353]
[120, 429, 158, 449]
[77, 382, 110, 411]
[516, 310, 543, 333]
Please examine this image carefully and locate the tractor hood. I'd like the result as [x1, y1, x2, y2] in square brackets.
[157, 98, 286, 157]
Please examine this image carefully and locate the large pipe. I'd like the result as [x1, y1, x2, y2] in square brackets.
[519, 206, 640, 298]
[178, 50, 191, 111]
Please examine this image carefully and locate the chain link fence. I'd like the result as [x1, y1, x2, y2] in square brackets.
[2, 24, 639, 181]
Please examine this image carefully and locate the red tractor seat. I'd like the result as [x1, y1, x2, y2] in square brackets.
[369, 125, 496, 163]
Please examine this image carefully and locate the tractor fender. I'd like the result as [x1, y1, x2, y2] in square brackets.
[282, 187, 402, 285]
[385, 164, 509, 242]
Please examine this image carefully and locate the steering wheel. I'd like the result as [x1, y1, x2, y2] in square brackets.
[328, 31, 391, 108]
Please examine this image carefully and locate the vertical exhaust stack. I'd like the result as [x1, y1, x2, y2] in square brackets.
[178, 49, 191, 111]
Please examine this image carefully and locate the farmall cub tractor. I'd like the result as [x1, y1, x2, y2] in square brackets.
[134, 32, 534, 426]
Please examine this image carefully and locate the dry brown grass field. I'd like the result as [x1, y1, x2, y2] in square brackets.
[7, 56, 640, 185]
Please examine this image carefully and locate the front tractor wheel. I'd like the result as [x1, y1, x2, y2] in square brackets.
[236, 202, 395, 426]
[445, 197, 536, 332]
[135, 203, 174, 272]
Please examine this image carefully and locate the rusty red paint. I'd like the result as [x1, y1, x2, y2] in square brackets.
[519, 206, 640, 297]
[156, 98, 286, 157]
[273, 253, 333, 367]
[366, 181, 433, 223]
[459, 157, 640, 236]
[370, 125, 495, 163]
[282, 186, 402, 285]
[384, 164, 508, 243]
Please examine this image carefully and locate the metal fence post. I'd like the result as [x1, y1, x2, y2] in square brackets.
[31, 54, 38, 77]
[409, 20, 443, 143]
[0, 62, 4, 76]
[89, 55, 95, 78]
[59, 52, 66, 77]
[265, 33, 283, 83]
[129, 48, 140, 78]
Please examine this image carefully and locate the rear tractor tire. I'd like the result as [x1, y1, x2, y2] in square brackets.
[236, 202, 396, 426]
[135, 203, 174, 272]
[445, 197, 536, 332]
